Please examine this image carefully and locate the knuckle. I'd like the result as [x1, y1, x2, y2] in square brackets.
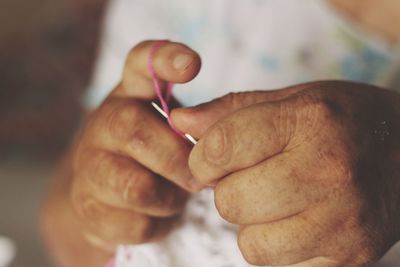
[100, 155, 129, 193]
[75, 150, 125, 195]
[124, 173, 156, 207]
[203, 122, 234, 167]
[221, 92, 243, 110]
[311, 99, 335, 121]
[296, 92, 335, 122]
[128, 41, 151, 58]
[127, 124, 154, 152]
[158, 149, 182, 175]
[106, 100, 143, 140]
[85, 152, 115, 190]
[124, 41, 152, 79]
[290, 92, 339, 144]
[76, 152, 134, 200]
[71, 192, 104, 221]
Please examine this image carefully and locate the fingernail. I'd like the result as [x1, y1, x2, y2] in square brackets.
[173, 53, 195, 72]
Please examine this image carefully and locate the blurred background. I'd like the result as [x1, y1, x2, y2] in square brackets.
[0, 0, 107, 266]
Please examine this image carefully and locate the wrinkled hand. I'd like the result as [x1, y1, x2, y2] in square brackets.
[172, 81, 400, 267]
[41, 40, 202, 267]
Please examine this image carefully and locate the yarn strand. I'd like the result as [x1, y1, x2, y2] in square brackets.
[148, 40, 192, 142]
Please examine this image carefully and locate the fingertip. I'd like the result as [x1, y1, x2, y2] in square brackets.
[156, 42, 202, 84]
[171, 50, 201, 83]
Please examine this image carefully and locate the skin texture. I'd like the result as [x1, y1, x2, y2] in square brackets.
[41, 41, 400, 267]
[171, 82, 400, 266]
[40, 41, 203, 267]
[39, 2, 400, 266]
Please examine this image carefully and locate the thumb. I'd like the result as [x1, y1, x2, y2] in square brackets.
[171, 86, 305, 139]
[112, 40, 201, 100]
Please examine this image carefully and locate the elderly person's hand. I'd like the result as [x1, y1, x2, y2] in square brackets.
[41, 40, 202, 267]
[173, 81, 400, 267]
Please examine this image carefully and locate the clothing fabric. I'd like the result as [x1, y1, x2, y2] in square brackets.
[86, 0, 400, 108]
[85, 0, 400, 266]
[0, 236, 16, 267]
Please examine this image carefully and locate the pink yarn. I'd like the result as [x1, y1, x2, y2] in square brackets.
[105, 258, 116, 267]
[148, 40, 192, 142]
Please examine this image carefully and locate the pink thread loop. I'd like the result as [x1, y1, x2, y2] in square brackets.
[148, 40, 190, 141]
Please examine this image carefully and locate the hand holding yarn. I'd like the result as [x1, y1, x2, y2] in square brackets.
[41, 40, 203, 267]
[172, 81, 400, 267]
[72, 40, 203, 247]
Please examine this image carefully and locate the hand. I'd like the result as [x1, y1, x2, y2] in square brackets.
[41, 40, 202, 267]
[172, 81, 400, 267]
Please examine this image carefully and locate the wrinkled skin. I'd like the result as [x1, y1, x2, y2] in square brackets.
[172, 81, 400, 266]
[41, 41, 204, 267]
[41, 39, 400, 267]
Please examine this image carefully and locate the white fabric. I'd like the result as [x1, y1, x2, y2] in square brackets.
[85, 0, 400, 108]
[85, 0, 400, 266]
[115, 190, 252, 267]
[0, 236, 16, 267]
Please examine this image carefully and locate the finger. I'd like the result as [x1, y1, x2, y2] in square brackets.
[237, 197, 364, 267]
[188, 99, 292, 185]
[280, 257, 338, 267]
[171, 82, 316, 138]
[188, 87, 336, 185]
[237, 211, 336, 266]
[213, 152, 324, 225]
[112, 40, 201, 99]
[73, 149, 189, 217]
[71, 194, 176, 251]
[85, 98, 202, 192]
